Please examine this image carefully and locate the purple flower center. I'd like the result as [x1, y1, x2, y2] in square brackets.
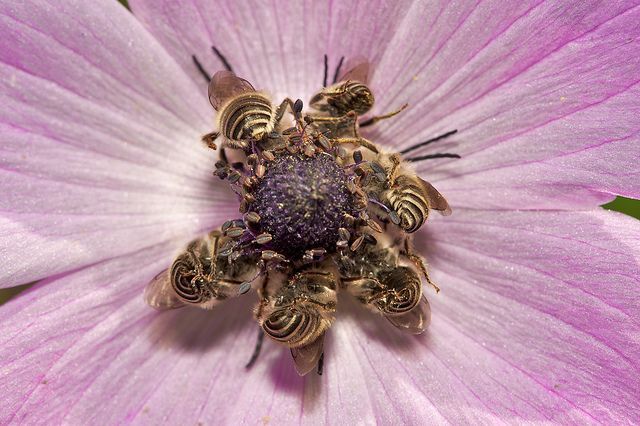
[249, 153, 356, 257]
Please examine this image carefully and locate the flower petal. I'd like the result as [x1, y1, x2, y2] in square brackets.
[2, 209, 637, 423]
[0, 1, 235, 288]
[415, 208, 640, 422]
[130, 1, 640, 210]
[128, 0, 413, 100]
[370, 1, 640, 209]
[0, 245, 304, 424]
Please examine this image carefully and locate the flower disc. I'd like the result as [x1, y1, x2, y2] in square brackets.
[249, 153, 356, 257]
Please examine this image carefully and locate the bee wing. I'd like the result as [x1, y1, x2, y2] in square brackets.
[208, 70, 256, 110]
[384, 296, 431, 335]
[417, 177, 452, 216]
[144, 268, 185, 310]
[339, 58, 371, 84]
[290, 333, 325, 376]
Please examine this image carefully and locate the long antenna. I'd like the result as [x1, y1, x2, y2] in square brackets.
[406, 153, 461, 162]
[400, 129, 458, 155]
[211, 45, 234, 73]
[332, 56, 345, 84]
[192, 55, 210, 83]
[323, 54, 329, 88]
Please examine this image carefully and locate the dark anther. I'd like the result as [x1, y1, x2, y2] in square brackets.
[353, 150, 363, 163]
[245, 329, 265, 369]
[323, 54, 329, 88]
[332, 56, 345, 85]
[232, 161, 245, 170]
[370, 162, 385, 175]
[317, 352, 324, 375]
[192, 54, 211, 83]
[400, 129, 458, 155]
[363, 233, 377, 245]
[239, 282, 251, 295]
[211, 45, 234, 73]
[293, 99, 304, 114]
[406, 153, 462, 162]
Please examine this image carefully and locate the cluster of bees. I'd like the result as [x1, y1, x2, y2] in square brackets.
[145, 54, 455, 375]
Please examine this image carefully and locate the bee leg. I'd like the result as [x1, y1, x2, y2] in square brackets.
[245, 328, 265, 369]
[272, 98, 304, 129]
[359, 103, 409, 128]
[201, 132, 219, 150]
[401, 239, 440, 293]
[306, 111, 358, 137]
[387, 153, 402, 184]
[221, 139, 249, 151]
[331, 137, 379, 154]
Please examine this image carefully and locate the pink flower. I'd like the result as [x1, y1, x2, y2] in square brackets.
[1, 0, 639, 423]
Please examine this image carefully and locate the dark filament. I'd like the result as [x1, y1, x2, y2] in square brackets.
[211, 45, 234, 73]
[245, 328, 265, 369]
[400, 129, 458, 155]
[406, 153, 461, 162]
[323, 54, 329, 88]
[192, 45, 234, 83]
[332, 56, 345, 85]
[192, 55, 210, 83]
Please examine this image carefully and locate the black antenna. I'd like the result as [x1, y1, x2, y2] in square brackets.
[332, 56, 345, 84]
[192, 55, 210, 83]
[245, 329, 265, 369]
[317, 352, 325, 375]
[323, 54, 329, 88]
[406, 153, 461, 162]
[400, 129, 458, 155]
[211, 45, 234, 73]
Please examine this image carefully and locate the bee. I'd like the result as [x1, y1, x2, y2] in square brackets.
[361, 151, 452, 234]
[202, 70, 299, 151]
[306, 57, 407, 144]
[144, 230, 261, 311]
[145, 50, 459, 377]
[338, 232, 431, 334]
[310, 59, 374, 117]
[255, 269, 337, 375]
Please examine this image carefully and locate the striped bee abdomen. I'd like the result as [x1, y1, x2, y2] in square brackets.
[384, 176, 429, 233]
[218, 93, 273, 141]
[262, 308, 322, 348]
[170, 253, 212, 304]
[377, 266, 422, 315]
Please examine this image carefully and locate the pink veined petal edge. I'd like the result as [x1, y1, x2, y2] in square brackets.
[130, 0, 640, 210]
[1, 210, 638, 424]
[0, 0, 237, 289]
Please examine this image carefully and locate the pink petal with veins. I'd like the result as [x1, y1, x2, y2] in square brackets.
[2, 210, 638, 423]
[131, 0, 640, 209]
[0, 0, 237, 287]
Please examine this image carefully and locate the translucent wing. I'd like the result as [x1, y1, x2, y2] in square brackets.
[144, 268, 185, 310]
[384, 296, 431, 334]
[417, 177, 452, 216]
[290, 333, 325, 376]
[338, 58, 371, 84]
[208, 70, 256, 110]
